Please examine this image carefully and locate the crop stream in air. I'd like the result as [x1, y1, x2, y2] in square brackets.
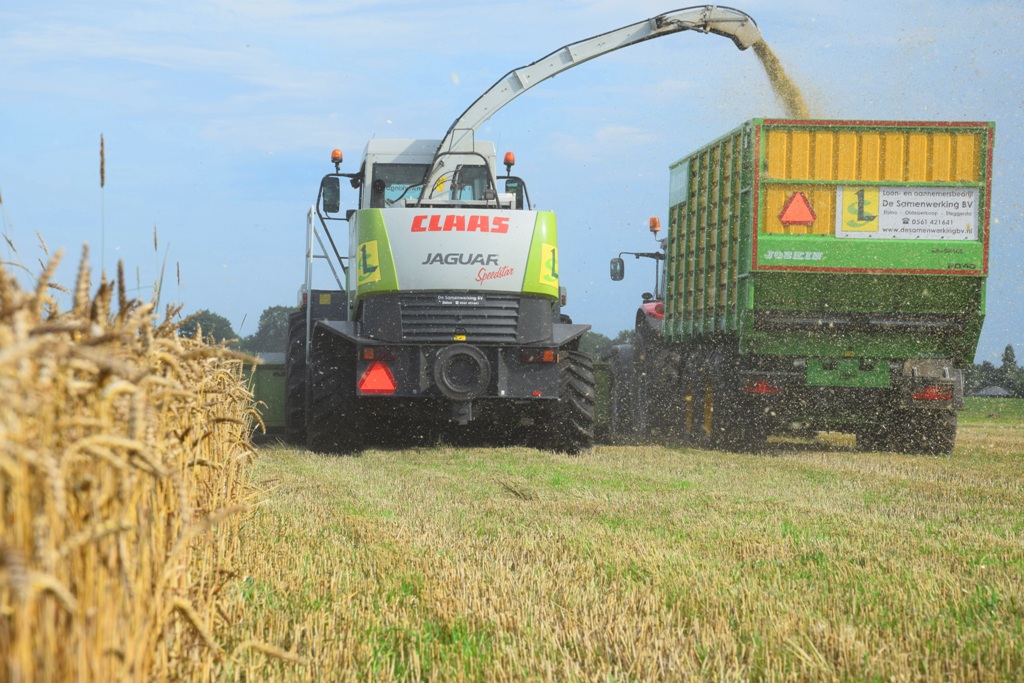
[753, 40, 811, 118]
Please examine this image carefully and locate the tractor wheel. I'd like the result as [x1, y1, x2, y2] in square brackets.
[283, 311, 308, 444]
[608, 348, 636, 439]
[532, 350, 595, 454]
[306, 330, 364, 455]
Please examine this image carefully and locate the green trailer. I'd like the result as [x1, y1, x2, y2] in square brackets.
[246, 352, 287, 433]
[608, 118, 994, 454]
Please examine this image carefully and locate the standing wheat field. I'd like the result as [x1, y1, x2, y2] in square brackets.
[221, 400, 1024, 682]
[1, 250, 258, 682]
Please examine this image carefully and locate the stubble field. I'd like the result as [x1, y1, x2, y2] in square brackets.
[218, 399, 1024, 682]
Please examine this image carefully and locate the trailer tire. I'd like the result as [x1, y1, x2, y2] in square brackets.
[306, 330, 363, 455]
[694, 351, 723, 450]
[284, 311, 308, 444]
[694, 349, 768, 453]
[678, 349, 701, 446]
[856, 426, 898, 453]
[903, 410, 957, 456]
[859, 410, 956, 455]
[533, 350, 595, 454]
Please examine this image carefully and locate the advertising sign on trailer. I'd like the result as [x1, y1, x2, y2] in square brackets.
[835, 186, 980, 240]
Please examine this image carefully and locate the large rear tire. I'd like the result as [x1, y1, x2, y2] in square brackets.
[533, 350, 595, 454]
[902, 410, 958, 455]
[859, 409, 956, 456]
[283, 311, 308, 445]
[608, 346, 636, 439]
[677, 349, 701, 447]
[306, 330, 364, 455]
[693, 349, 769, 453]
[694, 352, 721, 450]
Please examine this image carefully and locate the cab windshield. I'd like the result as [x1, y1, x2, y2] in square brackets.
[369, 163, 430, 207]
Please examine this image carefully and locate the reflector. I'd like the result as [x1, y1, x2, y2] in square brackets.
[743, 380, 781, 395]
[358, 361, 397, 395]
[912, 385, 952, 401]
[778, 191, 816, 227]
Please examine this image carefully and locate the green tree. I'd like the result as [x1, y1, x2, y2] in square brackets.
[1000, 345, 1024, 397]
[611, 329, 634, 345]
[579, 331, 613, 360]
[580, 330, 638, 360]
[240, 305, 295, 353]
[178, 309, 238, 344]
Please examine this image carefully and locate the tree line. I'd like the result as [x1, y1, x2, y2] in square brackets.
[177, 306, 293, 354]
[179, 306, 1023, 398]
[964, 345, 1024, 397]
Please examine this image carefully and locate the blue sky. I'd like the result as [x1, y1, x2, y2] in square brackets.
[1, 0, 1021, 363]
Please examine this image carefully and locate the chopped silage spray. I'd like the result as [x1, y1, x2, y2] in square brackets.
[752, 40, 811, 119]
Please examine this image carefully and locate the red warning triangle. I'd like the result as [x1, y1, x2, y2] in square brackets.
[778, 191, 816, 227]
[358, 361, 397, 395]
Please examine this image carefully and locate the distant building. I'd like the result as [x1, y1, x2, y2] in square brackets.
[971, 385, 1012, 398]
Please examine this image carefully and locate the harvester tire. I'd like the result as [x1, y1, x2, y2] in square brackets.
[533, 350, 595, 454]
[284, 311, 308, 444]
[306, 330, 363, 455]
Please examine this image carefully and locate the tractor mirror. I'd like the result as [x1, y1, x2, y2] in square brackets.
[504, 178, 525, 210]
[610, 257, 625, 281]
[321, 176, 341, 214]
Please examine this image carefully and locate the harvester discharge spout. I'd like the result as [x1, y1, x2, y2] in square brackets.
[419, 5, 761, 198]
[656, 5, 763, 50]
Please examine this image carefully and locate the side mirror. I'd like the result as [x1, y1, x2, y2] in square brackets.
[321, 176, 341, 214]
[610, 257, 625, 281]
[505, 178, 524, 209]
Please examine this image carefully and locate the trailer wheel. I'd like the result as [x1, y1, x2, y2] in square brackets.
[902, 410, 957, 456]
[283, 311, 308, 444]
[855, 426, 898, 453]
[859, 409, 956, 455]
[694, 350, 768, 453]
[678, 349, 702, 446]
[533, 350, 595, 454]
[694, 351, 724, 450]
[306, 330, 363, 455]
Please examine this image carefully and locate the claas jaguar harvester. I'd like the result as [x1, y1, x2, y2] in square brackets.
[284, 6, 762, 454]
[608, 119, 994, 454]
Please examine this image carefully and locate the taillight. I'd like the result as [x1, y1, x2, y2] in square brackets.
[520, 348, 558, 364]
[912, 385, 953, 401]
[361, 346, 396, 361]
[743, 380, 781, 395]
